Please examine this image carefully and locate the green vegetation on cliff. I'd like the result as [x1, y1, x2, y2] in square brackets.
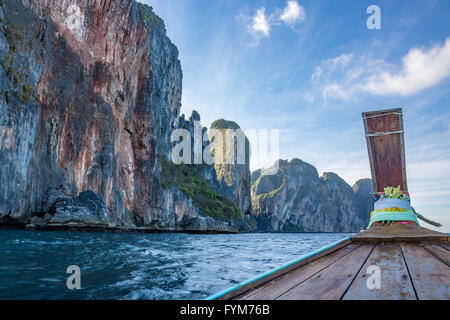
[137, 2, 162, 32]
[161, 159, 242, 219]
[255, 177, 285, 199]
[0, 2, 37, 108]
[210, 119, 241, 131]
[252, 164, 286, 198]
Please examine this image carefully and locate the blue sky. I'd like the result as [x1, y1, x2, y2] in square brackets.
[144, 0, 450, 231]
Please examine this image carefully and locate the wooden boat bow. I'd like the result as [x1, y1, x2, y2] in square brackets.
[207, 108, 449, 300]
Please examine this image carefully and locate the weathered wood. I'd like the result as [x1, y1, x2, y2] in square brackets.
[217, 239, 352, 300]
[343, 243, 416, 300]
[216, 225, 448, 300]
[363, 108, 407, 192]
[276, 245, 374, 300]
[352, 223, 448, 242]
[401, 243, 450, 300]
[424, 244, 450, 267]
[238, 244, 360, 300]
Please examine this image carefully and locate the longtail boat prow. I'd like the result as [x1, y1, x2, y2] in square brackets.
[207, 108, 449, 300]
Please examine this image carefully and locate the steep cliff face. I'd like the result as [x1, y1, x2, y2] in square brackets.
[208, 119, 252, 216]
[352, 178, 374, 224]
[252, 159, 372, 232]
[0, 0, 250, 232]
[161, 113, 254, 231]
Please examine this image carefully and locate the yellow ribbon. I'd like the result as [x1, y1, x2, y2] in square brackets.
[371, 207, 408, 216]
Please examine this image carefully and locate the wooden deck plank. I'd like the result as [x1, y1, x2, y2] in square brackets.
[352, 223, 448, 242]
[401, 243, 450, 300]
[216, 239, 352, 300]
[424, 244, 450, 267]
[238, 244, 360, 300]
[276, 245, 374, 300]
[439, 242, 450, 251]
[343, 243, 416, 300]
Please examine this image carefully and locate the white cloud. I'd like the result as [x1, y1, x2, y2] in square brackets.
[307, 37, 450, 104]
[280, 1, 306, 26]
[239, 1, 306, 45]
[322, 84, 348, 105]
[302, 91, 314, 103]
[363, 38, 450, 96]
[251, 7, 271, 37]
[312, 53, 354, 82]
[311, 67, 322, 82]
[346, 67, 364, 81]
[329, 53, 354, 68]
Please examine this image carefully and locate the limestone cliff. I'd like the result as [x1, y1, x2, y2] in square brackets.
[161, 113, 254, 231]
[208, 119, 252, 217]
[252, 159, 372, 232]
[352, 178, 374, 224]
[0, 0, 251, 232]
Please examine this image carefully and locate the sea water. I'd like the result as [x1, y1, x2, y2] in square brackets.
[0, 230, 352, 299]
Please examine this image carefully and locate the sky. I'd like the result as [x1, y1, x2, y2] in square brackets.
[143, 0, 450, 232]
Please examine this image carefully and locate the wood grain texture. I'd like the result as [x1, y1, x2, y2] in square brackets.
[217, 239, 352, 300]
[424, 244, 450, 267]
[363, 108, 406, 192]
[238, 244, 360, 300]
[440, 242, 450, 251]
[352, 223, 448, 242]
[343, 243, 416, 300]
[401, 243, 450, 300]
[276, 245, 374, 300]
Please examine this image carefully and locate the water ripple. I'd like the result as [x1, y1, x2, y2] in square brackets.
[0, 230, 352, 299]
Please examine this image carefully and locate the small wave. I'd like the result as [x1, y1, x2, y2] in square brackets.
[0, 230, 351, 299]
[39, 278, 62, 283]
[10, 239, 78, 246]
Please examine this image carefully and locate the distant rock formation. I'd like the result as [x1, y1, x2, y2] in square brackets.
[252, 159, 373, 232]
[161, 113, 254, 232]
[353, 178, 374, 224]
[209, 119, 252, 217]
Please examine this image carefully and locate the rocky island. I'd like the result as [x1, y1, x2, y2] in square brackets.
[252, 159, 372, 232]
[0, 0, 372, 233]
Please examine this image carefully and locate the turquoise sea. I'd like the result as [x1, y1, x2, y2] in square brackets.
[0, 230, 352, 299]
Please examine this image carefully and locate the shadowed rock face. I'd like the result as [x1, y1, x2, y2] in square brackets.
[40, 190, 112, 227]
[352, 178, 374, 223]
[252, 159, 372, 232]
[0, 0, 249, 232]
